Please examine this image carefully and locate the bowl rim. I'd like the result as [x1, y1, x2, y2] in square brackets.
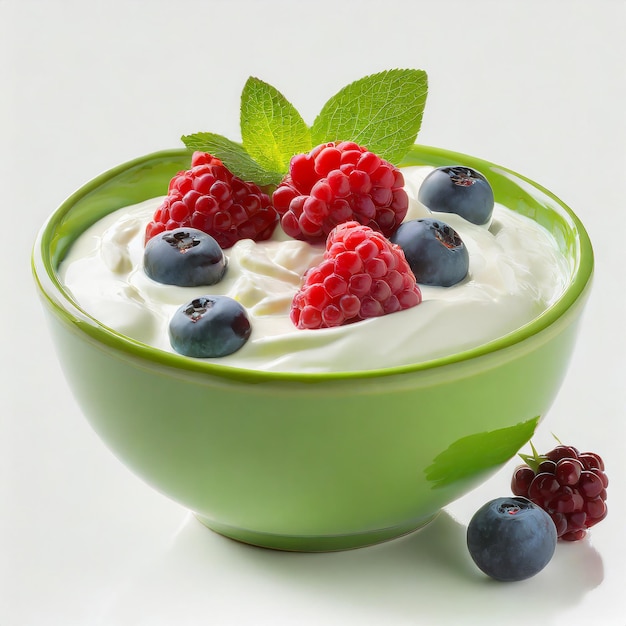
[32, 145, 594, 382]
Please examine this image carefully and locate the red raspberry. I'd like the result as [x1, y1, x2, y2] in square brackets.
[511, 443, 608, 541]
[145, 151, 278, 249]
[290, 221, 422, 329]
[273, 141, 409, 243]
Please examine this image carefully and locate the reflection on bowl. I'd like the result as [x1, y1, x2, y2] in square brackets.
[32, 145, 593, 551]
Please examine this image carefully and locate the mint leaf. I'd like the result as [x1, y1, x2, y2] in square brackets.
[424, 417, 540, 489]
[181, 132, 283, 186]
[310, 69, 428, 164]
[240, 77, 312, 174]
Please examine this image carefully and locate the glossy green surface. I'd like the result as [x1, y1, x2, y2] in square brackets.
[32, 146, 593, 551]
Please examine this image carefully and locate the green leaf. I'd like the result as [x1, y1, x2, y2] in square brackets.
[424, 416, 540, 489]
[518, 441, 547, 473]
[240, 76, 312, 174]
[310, 69, 428, 164]
[181, 132, 283, 186]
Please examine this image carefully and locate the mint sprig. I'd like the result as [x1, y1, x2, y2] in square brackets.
[181, 68, 428, 186]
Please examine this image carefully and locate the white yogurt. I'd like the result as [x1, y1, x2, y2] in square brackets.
[59, 167, 571, 372]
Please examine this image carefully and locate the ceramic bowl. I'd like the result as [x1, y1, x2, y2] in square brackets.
[32, 145, 593, 551]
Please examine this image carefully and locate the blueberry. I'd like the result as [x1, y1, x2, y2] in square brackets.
[169, 295, 251, 358]
[418, 166, 494, 225]
[390, 218, 468, 287]
[144, 227, 227, 287]
[466, 497, 557, 582]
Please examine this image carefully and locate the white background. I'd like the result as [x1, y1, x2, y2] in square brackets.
[2, 1, 625, 624]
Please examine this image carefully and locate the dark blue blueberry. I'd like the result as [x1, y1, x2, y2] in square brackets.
[466, 497, 557, 582]
[169, 295, 251, 358]
[418, 165, 494, 225]
[390, 218, 468, 287]
[144, 227, 227, 287]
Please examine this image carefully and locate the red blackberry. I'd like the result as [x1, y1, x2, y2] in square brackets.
[511, 443, 608, 541]
[290, 221, 422, 329]
[272, 141, 409, 243]
[145, 151, 278, 249]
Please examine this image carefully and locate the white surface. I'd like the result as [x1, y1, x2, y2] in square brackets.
[2, 1, 625, 624]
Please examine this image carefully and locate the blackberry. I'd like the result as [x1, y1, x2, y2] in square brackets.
[511, 443, 608, 541]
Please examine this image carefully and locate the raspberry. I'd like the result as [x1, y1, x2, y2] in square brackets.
[290, 221, 422, 329]
[511, 443, 608, 541]
[145, 151, 278, 249]
[273, 141, 409, 243]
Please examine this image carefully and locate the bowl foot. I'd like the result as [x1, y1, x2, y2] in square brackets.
[194, 513, 439, 552]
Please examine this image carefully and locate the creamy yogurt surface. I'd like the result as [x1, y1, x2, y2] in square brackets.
[59, 166, 571, 373]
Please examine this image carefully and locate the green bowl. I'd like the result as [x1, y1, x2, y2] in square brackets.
[32, 145, 593, 551]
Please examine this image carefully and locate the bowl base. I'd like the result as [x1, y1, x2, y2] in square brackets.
[195, 513, 439, 552]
